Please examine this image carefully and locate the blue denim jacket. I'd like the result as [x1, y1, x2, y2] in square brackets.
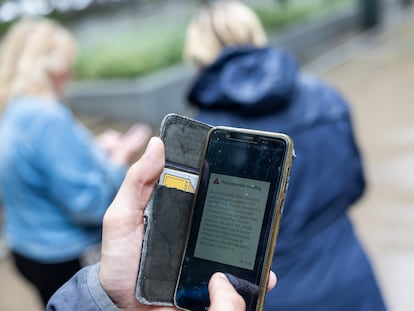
[0, 96, 126, 263]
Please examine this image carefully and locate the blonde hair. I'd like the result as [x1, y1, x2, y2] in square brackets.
[0, 18, 75, 112]
[184, 1, 267, 68]
[0, 18, 37, 112]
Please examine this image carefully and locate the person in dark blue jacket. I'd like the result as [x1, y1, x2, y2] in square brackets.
[184, 1, 387, 310]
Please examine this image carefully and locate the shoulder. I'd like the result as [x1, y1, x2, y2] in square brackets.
[18, 97, 75, 135]
[5, 96, 72, 126]
[1, 97, 79, 154]
[27, 97, 72, 121]
[293, 73, 351, 123]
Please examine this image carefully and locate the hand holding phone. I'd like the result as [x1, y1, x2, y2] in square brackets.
[174, 127, 293, 311]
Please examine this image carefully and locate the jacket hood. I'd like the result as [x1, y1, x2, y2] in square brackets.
[188, 46, 298, 115]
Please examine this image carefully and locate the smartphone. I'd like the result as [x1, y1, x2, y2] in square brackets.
[174, 126, 293, 311]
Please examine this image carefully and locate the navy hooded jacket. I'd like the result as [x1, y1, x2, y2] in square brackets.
[189, 46, 386, 310]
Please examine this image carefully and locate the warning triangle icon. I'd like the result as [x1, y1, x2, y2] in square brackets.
[213, 178, 220, 184]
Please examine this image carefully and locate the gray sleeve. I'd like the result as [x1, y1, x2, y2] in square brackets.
[46, 263, 118, 311]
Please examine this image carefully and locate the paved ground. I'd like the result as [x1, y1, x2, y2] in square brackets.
[1, 8, 414, 311]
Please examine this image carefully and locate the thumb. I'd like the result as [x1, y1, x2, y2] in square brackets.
[99, 137, 164, 306]
[209, 273, 246, 311]
[110, 136, 165, 216]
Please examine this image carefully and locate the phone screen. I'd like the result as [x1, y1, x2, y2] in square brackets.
[175, 127, 290, 311]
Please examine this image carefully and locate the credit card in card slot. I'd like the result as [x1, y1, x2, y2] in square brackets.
[159, 167, 199, 193]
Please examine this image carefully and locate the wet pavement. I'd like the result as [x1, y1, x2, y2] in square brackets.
[2, 9, 414, 311]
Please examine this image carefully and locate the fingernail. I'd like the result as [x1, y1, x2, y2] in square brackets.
[144, 137, 157, 153]
[214, 272, 227, 280]
[143, 137, 162, 160]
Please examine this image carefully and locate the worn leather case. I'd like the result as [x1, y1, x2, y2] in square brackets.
[135, 113, 212, 306]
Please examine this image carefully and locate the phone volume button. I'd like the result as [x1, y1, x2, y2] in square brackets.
[280, 199, 286, 216]
[143, 215, 148, 233]
[285, 166, 291, 193]
[281, 169, 291, 216]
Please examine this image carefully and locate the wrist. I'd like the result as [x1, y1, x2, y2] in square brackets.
[99, 266, 141, 311]
[86, 264, 119, 311]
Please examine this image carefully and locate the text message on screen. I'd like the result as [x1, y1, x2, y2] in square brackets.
[194, 173, 270, 270]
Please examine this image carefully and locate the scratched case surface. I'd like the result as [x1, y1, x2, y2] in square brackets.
[135, 114, 212, 305]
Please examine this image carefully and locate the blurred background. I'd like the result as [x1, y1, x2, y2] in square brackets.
[0, 0, 413, 310]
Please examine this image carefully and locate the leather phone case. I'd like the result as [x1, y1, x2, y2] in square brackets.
[135, 113, 212, 305]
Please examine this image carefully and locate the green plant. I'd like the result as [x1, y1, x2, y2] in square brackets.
[74, 23, 186, 79]
[255, 0, 352, 29]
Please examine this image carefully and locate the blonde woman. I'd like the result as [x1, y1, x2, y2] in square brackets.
[185, 1, 386, 311]
[0, 18, 150, 306]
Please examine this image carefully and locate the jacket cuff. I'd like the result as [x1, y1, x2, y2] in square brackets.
[87, 263, 119, 310]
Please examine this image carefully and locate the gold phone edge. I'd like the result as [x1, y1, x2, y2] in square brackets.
[257, 137, 293, 311]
